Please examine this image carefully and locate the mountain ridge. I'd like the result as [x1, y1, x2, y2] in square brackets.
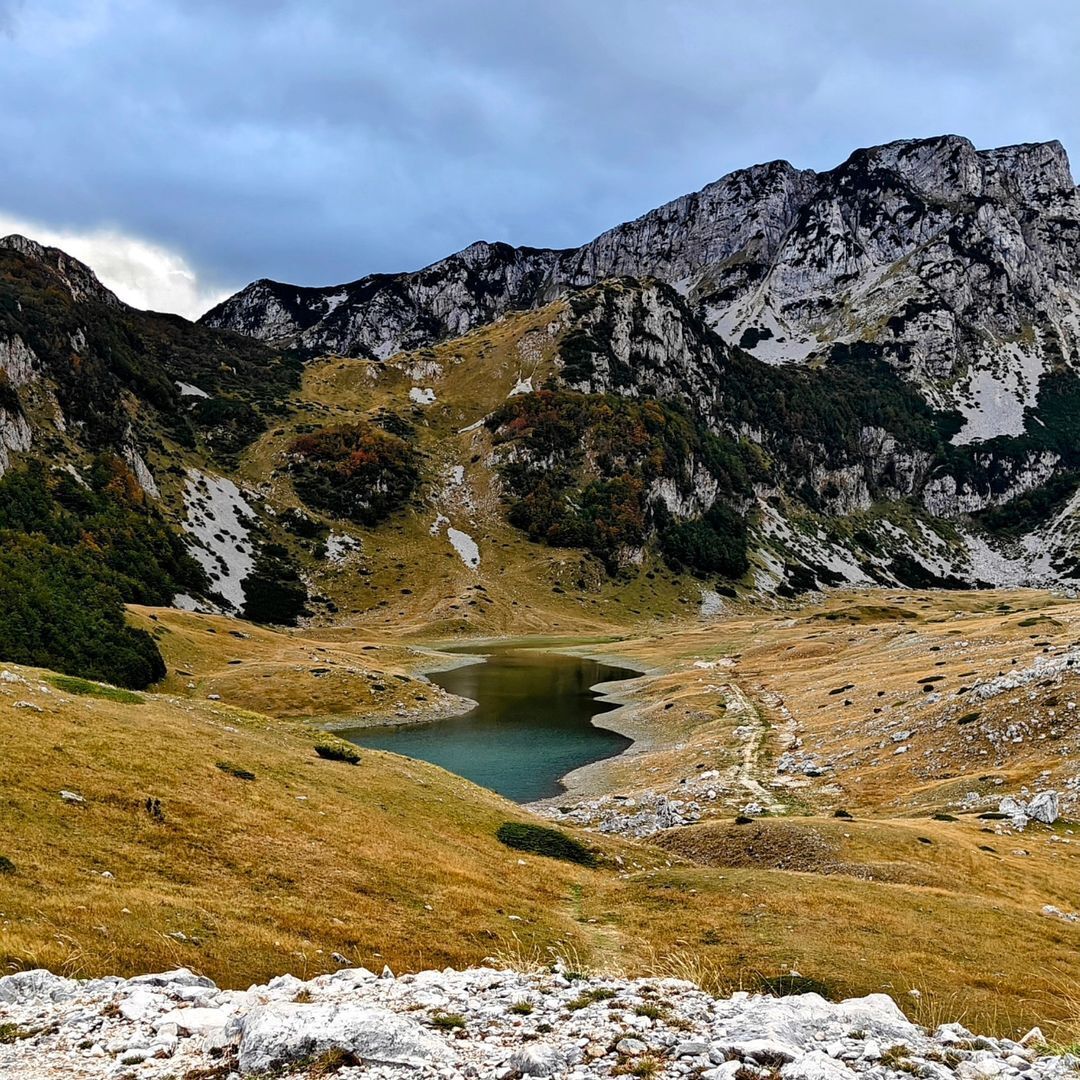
[200, 134, 1080, 447]
[4, 135, 1080, 684]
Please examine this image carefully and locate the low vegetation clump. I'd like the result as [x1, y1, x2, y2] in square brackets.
[302, 1048, 362, 1077]
[240, 542, 309, 626]
[495, 821, 597, 867]
[0, 855, 15, 875]
[48, 674, 143, 704]
[314, 739, 362, 765]
[287, 421, 421, 526]
[430, 1012, 467, 1030]
[567, 986, 617, 1010]
[215, 761, 256, 781]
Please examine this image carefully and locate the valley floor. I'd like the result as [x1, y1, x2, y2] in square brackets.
[1, 590, 1079, 1044]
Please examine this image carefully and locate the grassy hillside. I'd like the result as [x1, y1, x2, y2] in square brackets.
[1, 599, 1079, 1040]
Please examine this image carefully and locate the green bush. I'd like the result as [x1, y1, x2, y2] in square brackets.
[241, 543, 309, 625]
[0, 855, 14, 875]
[495, 821, 597, 867]
[314, 739, 361, 765]
[288, 422, 421, 526]
[659, 503, 749, 579]
[0, 460, 208, 688]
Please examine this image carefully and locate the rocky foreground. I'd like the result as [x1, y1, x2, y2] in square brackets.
[1, 965, 1076, 1080]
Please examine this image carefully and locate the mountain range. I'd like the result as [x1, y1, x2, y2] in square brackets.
[4, 134, 1080, 684]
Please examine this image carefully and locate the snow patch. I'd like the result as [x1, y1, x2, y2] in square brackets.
[182, 470, 256, 611]
[448, 528, 481, 569]
[508, 375, 533, 397]
[409, 387, 436, 405]
[322, 290, 348, 314]
[952, 342, 1045, 444]
[325, 532, 360, 564]
[699, 589, 725, 617]
[175, 380, 210, 399]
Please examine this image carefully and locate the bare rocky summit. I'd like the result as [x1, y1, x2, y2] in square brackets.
[202, 136, 1080, 443]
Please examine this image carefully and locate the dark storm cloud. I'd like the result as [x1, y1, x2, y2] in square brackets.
[2, 0, 1079, 312]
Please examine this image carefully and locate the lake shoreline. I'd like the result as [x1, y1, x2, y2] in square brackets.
[344, 641, 642, 802]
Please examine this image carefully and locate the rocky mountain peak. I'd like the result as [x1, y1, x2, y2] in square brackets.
[199, 133, 1080, 444]
[0, 234, 123, 308]
[829, 135, 1074, 205]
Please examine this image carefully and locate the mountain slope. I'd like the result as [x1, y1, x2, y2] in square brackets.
[202, 136, 1080, 445]
[4, 138, 1080, 663]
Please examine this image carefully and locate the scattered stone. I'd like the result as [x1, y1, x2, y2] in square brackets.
[1, 964, 1076, 1079]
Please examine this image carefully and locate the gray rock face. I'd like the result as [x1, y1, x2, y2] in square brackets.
[201, 135, 1080, 443]
[237, 1001, 446, 1072]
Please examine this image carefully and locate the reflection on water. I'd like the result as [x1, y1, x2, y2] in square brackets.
[344, 647, 636, 802]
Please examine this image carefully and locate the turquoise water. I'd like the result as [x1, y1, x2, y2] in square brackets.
[344, 646, 637, 802]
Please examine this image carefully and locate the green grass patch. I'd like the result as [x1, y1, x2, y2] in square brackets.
[48, 674, 144, 704]
[496, 821, 597, 867]
[567, 987, 617, 1010]
[430, 1012, 466, 1030]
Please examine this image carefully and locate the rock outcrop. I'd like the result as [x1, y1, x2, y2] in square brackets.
[202, 136, 1080, 444]
[1, 964, 1075, 1080]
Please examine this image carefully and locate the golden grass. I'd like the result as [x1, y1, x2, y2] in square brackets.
[4, 590, 1080, 1038]
[0, 661, 662, 986]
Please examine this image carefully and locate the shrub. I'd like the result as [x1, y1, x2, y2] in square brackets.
[216, 761, 256, 781]
[288, 422, 420, 526]
[495, 822, 597, 867]
[429, 1012, 466, 1030]
[0, 461, 209, 688]
[241, 543, 309, 626]
[0, 855, 15, 875]
[314, 740, 361, 765]
[659, 503, 749, 579]
[567, 987, 617, 1010]
[0, 533, 166, 689]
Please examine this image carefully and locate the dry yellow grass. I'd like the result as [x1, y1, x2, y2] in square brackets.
[0, 658, 665, 986]
[4, 591, 1080, 1038]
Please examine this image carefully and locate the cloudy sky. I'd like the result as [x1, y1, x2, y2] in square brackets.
[2, 1, 1079, 317]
